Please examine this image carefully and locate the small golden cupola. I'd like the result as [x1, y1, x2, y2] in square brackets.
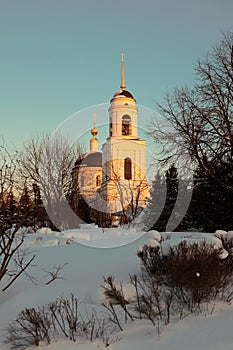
[90, 112, 99, 153]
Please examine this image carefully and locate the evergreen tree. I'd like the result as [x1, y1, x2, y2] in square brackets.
[186, 160, 233, 232]
[5, 191, 18, 226]
[68, 190, 92, 224]
[157, 165, 179, 231]
[145, 170, 166, 231]
[19, 183, 33, 226]
[164, 165, 179, 216]
[146, 165, 179, 231]
[32, 183, 48, 227]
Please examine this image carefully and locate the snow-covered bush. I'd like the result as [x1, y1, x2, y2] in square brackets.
[227, 231, 233, 240]
[160, 233, 228, 259]
[36, 227, 52, 235]
[138, 230, 161, 252]
[214, 230, 233, 255]
[215, 230, 227, 239]
[148, 230, 161, 242]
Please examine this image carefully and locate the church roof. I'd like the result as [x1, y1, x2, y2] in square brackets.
[111, 89, 135, 102]
[80, 152, 102, 167]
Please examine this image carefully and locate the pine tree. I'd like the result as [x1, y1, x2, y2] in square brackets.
[145, 170, 166, 231]
[146, 165, 179, 231]
[19, 183, 32, 226]
[5, 191, 18, 226]
[164, 165, 179, 216]
[68, 190, 92, 224]
[187, 160, 233, 232]
[32, 183, 48, 227]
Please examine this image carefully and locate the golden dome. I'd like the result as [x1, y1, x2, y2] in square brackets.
[91, 112, 98, 137]
[91, 126, 98, 137]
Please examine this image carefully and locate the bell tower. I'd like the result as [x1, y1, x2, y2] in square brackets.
[100, 54, 148, 215]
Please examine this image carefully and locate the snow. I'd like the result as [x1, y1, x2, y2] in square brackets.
[36, 227, 52, 235]
[68, 226, 145, 248]
[1, 227, 233, 350]
[147, 238, 160, 248]
[215, 229, 227, 239]
[24, 226, 146, 248]
[148, 229, 161, 242]
[214, 230, 233, 245]
[226, 231, 233, 241]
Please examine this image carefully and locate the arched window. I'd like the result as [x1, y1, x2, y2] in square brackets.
[96, 175, 101, 187]
[122, 115, 131, 135]
[109, 118, 112, 136]
[124, 157, 132, 180]
[81, 176, 85, 187]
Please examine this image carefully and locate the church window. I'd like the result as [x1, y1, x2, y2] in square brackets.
[81, 176, 85, 187]
[110, 121, 112, 136]
[96, 175, 101, 186]
[124, 157, 132, 180]
[122, 115, 131, 135]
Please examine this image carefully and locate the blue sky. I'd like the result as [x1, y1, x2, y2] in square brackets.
[0, 0, 232, 150]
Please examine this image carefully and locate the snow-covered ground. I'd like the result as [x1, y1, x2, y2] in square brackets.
[1, 226, 233, 350]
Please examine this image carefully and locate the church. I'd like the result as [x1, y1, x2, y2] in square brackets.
[74, 54, 148, 221]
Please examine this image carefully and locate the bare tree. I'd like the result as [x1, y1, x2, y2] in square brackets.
[150, 32, 233, 172]
[106, 162, 148, 225]
[19, 133, 84, 230]
[87, 159, 148, 227]
[0, 144, 35, 292]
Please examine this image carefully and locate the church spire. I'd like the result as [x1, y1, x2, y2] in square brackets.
[90, 112, 98, 153]
[120, 53, 126, 90]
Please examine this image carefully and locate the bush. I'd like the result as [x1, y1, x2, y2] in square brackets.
[137, 241, 233, 308]
[5, 294, 116, 349]
[5, 306, 53, 349]
[101, 240, 233, 333]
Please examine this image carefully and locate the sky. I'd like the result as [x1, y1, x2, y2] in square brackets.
[0, 0, 232, 150]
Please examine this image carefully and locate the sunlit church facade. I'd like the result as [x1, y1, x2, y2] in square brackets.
[73, 55, 148, 219]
